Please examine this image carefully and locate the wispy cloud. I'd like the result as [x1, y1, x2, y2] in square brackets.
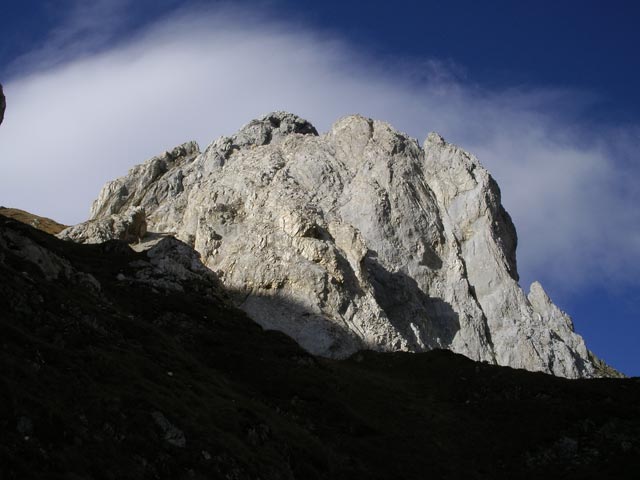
[0, 3, 638, 295]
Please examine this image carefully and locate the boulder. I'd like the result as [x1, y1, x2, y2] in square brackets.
[58, 206, 147, 244]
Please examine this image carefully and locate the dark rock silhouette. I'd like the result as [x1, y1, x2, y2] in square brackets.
[0, 84, 5, 125]
[1, 213, 639, 479]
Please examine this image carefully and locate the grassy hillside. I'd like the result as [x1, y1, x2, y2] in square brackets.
[0, 207, 68, 234]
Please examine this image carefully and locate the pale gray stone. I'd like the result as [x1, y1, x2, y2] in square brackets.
[151, 411, 186, 448]
[57, 206, 147, 244]
[64, 111, 611, 378]
[1, 227, 74, 281]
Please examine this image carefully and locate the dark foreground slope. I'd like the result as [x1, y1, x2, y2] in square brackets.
[0, 214, 639, 480]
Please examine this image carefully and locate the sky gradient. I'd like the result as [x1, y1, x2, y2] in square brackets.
[1, 0, 638, 375]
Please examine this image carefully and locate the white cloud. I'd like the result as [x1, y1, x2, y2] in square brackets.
[0, 4, 638, 295]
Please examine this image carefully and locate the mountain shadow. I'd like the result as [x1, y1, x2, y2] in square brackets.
[1, 214, 640, 479]
[364, 251, 460, 349]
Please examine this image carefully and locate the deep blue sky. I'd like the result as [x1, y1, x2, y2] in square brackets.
[1, 0, 638, 375]
[302, 1, 640, 122]
[4, 0, 640, 114]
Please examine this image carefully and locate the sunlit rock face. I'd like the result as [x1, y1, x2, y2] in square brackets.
[65, 112, 600, 378]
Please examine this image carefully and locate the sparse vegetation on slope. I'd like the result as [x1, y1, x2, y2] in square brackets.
[0, 207, 68, 235]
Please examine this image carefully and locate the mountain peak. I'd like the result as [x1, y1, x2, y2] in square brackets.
[232, 111, 318, 148]
[425, 131, 446, 146]
[59, 113, 613, 378]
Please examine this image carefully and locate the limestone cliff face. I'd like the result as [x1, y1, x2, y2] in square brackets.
[60, 112, 601, 377]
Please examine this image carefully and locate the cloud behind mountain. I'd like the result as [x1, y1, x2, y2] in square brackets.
[0, 2, 638, 298]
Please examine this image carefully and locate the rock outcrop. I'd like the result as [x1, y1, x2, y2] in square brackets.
[0, 83, 5, 125]
[63, 112, 605, 378]
[58, 206, 147, 244]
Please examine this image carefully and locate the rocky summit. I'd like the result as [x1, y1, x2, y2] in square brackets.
[60, 112, 610, 378]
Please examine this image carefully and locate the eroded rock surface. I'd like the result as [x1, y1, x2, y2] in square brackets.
[58, 206, 147, 244]
[65, 112, 606, 377]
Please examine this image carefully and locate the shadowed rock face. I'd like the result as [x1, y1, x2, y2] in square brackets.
[2, 214, 639, 479]
[61, 111, 607, 378]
